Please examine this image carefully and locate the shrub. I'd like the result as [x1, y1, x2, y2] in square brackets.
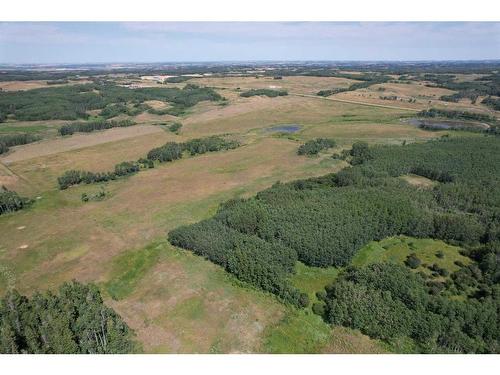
[168, 122, 182, 133]
[350, 141, 373, 165]
[240, 89, 288, 98]
[405, 253, 422, 269]
[297, 138, 336, 156]
[147, 142, 183, 162]
[0, 187, 31, 215]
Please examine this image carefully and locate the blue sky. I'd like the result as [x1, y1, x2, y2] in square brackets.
[0, 22, 499, 64]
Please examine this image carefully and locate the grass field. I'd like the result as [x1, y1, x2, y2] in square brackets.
[352, 235, 471, 280]
[290, 262, 340, 303]
[0, 72, 496, 353]
[262, 309, 387, 353]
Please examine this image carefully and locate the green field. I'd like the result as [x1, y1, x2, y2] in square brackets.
[352, 236, 471, 278]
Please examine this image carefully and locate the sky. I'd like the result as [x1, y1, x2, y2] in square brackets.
[0, 22, 499, 64]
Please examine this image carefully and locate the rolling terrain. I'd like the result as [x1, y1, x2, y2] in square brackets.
[1, 62, 499, 353]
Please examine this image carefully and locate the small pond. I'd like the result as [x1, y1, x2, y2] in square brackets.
[406, 118, 489, 130]
[264, 124, 301, 133]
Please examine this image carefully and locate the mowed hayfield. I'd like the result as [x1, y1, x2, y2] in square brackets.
[0, 76, 463, 353]
[192, 75, 358, 95]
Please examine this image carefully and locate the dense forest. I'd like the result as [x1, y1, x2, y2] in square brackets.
[169, 136, 500, 351]
[58, 136, 239, 189]
[319, 262, 498, 353]
[0, 83, 222, 121]
[0, 281, 137, 354]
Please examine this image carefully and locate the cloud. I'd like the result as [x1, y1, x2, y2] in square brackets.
[119, 22, 500, 44]
[0, 22, 91, 44]
[0, 22, 499, 63]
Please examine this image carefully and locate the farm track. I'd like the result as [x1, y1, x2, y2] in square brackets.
[0, 161, 30, 184]
[288, 92, 419, 112]
[211, 84, 419, 112]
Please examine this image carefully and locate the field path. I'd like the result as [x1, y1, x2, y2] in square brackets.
[289, 92, 419, 112]
[211, 84, 419, 112]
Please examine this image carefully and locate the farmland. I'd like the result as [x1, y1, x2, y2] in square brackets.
[1, 61, 499, 353]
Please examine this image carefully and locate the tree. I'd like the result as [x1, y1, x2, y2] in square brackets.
[0, 281, 137, 354]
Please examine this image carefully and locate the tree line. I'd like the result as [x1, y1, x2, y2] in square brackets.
[0, 133, 40, 155]
[0, 281, 137, 353]
[58, 136, 240, 189]
[59, 119, 136, 136]
[240, 89, 288, 98]
[58, 161, 144, 190]
[417, 108, 496, 123]
[147, 136, 239, 162]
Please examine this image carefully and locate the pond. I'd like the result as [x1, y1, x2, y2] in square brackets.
[406, 118, 489, 130]
[264, 124, 301, 133]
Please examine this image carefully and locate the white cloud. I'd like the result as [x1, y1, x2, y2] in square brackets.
[0, 22, 91, 44]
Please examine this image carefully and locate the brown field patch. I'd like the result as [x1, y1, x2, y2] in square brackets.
[0, 137, 342, 293]
[133, 111, 179, 124]
[0, 79, 92, 91]
[0, 80, 51, 91]
[107, 248, 285, 353]
[322, 326, 388, 354]
[144, 100, 171, 110]
[1, 125, 165, 165]
[183, 94, 411, 138]
[400, 174, 437, 188]
[5, 129, 181, 194]
[194, 75, 357, 95]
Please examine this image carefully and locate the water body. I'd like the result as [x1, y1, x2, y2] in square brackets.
[264, 124, 301, 133]
[407, 118, 489, 130]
